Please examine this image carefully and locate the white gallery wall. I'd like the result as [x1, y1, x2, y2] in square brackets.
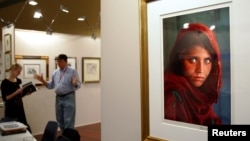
[101, 0, 250, 141]
[14, 29, 101, 135]
[101, 0, 141, 141]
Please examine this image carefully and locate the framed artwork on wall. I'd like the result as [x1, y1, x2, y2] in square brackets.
[67, 57, 77, 69]
[15, 55, 49, 85]
[4, 34, 11, 53]
[140, 0, 231, 140]
[82, 57, 101, 83]
[4, 52, 11, 71]
[23, 64, 41, 78]
[162, 6, 230, 125]
[2, 24, 15, 82]
[0, 46, 2, 82]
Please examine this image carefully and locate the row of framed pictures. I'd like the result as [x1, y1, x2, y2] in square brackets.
[4, 34, 12, 72]
[1, 24, 15, 86]
[15, 55, 101, 85]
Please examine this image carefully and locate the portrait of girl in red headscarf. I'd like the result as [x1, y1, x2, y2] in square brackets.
[164, 23, 223, 126]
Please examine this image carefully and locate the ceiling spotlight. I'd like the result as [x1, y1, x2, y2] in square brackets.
[60, 5, 69, 13]
[0, 18, 11, 27]
[0, 18, 7, 25]
[28, 0, 38, 6]
[77, 16, 86, 21]
[33, 10, 42, 18]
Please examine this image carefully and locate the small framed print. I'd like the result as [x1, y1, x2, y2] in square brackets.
[4, 53, 11, 71]
[4, 34, 11, 53]
[24, 64, 41, 78]
[67, 57, 77, 69]
[82, 57, 101, 83]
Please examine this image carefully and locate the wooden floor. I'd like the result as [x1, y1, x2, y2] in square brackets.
[33, 122, 101, 141]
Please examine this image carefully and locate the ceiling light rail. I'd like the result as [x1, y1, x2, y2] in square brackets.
[78, 16, 98, 40]
[14, 0, 38, 23]
[45, 4, 69, 34]
[49, 5, 68, 27]
[0, 0, 38, 28]
[33, 4, 69, 35]
[33, 9, 51, 33]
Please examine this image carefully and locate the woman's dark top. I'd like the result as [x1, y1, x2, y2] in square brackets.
[1, 78, 31, 132]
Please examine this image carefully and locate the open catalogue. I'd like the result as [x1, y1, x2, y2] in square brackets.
[22, 81, 37, 96]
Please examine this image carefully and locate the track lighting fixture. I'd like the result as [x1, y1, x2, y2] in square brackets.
[14, 0, 38, 23]
[78, 14, 100, 39]
[0, 18, 5, 24]
[60, 5, 69, 13]
[33, 10, 42, 18]
[28, 0, 38, 6]
[0, 18, 11, 28]
[33, 4, 69, 35]
[77, 16, 85, 21]
[46, 27, 53, 35]
[33, 5, 69, 35]
[44, 4, 69, 34]
[91, 33, 96, 40]
[78, 16, 96, 39]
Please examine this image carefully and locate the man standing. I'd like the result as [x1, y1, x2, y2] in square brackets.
[35, 54, 81, 131]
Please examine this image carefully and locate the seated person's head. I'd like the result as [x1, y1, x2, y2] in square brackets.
[57, 128, 80, 141]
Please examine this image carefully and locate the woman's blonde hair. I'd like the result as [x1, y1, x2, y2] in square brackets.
[9, 63, 22, 71]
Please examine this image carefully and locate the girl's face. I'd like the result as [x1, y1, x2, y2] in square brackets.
[182, 45, 212, 87]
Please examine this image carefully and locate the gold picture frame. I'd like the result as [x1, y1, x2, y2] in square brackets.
[140, 0, 158, 140]
[4, 34, 11, 53]
[15, 55, 49, 86]
[82, 57, 101, 83]
[4, 52, 11, 72]
[140, 0, 231, 141]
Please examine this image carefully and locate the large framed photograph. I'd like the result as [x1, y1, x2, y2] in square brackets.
[82, 57, 101, 83]
[4, 52, 11, 71]
[15, 55, 49, 85]
[140, 0, 231, 140]
[4, 34, 11, 53]
[55, 57, 77, 69]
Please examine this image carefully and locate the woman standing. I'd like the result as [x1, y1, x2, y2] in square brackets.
[1, 63, 32, 132]
[164, 23, 223, 126]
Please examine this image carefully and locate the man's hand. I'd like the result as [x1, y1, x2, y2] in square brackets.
[72, 76, 78, 87]
[34, 74, 44, 82]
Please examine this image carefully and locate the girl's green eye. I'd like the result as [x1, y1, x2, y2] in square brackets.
[204, 58, 212, 64]
[188, 57, 197, 63]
